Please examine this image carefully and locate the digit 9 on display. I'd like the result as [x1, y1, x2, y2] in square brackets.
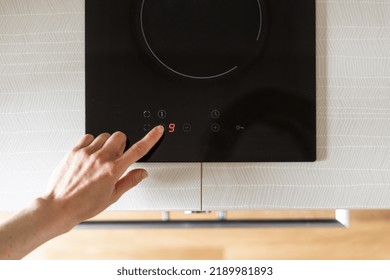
[168, 123, 176, 133]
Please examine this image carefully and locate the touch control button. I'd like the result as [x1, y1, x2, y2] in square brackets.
[143, 110, 151, 118]
[182, 123, 192, 132]
[159, 123, 167, 130]
[211, 109, 220, 119]
[143, 124, 152, 132]
[211, 123, 220, 133]
[157, 109, 167, 119]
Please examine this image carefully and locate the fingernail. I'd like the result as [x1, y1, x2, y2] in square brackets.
[157, 125, 164, 133]
[141, 170, 149, 180]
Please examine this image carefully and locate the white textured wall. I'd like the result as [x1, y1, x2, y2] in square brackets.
[0, 0, 389, 211]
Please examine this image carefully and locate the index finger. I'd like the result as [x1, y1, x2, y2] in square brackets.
[117, 125, 164, 169]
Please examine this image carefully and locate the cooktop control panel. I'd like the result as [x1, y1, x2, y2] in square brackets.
[141, 109, 222, 134]
[86, 0, 316, 162]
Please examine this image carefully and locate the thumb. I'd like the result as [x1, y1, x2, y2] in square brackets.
[114, 169, 148, 200]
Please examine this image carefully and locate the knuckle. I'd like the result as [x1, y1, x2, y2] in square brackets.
[78, 147, 91, 158]
[91, 153, 117, 174]
[88, 152, 98, 163]
[106, 161, 116, 173]
[98, 157, 110, 167]
[81, 145, 95, 155]
[130, 142, 146, 157]
[133, 171, 144, 185]
[90, 151, 106, 165]
[128, 178, 138, 188]
[105, 161, 117, 175]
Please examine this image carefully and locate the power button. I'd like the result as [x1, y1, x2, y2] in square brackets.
[157, 109, 167, 119]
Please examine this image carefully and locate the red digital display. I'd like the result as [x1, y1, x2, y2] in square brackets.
[168, 123, 176, 133]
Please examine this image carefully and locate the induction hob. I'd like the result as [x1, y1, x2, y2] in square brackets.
[86, 0, 316, 162]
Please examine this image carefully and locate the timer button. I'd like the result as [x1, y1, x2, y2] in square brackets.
[211, 109, 220, 119]
[157, 109, 167, 119]
[211, 123, 220, 133]
[143, 124, 152, 132]
[143, 110, 151, 118]
[182, 123, 192, 132]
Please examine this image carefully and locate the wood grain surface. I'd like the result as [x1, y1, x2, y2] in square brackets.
[1, 210, 388, 260]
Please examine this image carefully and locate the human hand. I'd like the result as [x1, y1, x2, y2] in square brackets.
[39, 125, 164, 232]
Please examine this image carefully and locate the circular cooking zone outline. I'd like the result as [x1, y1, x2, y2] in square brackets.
[140, 0, 262, 80]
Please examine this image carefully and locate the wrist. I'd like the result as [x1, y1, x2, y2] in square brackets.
[33, 197, 75, 237]
[0, 197, 76, 259]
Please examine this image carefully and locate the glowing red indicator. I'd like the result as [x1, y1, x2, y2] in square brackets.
[168, 123, 176, 133]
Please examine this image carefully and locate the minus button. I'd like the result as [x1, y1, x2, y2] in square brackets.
[182, 123, 192, 132]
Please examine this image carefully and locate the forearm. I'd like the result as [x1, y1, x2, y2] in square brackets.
[0, 198, 72, 259]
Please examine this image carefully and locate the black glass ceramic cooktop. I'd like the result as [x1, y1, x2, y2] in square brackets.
[86, 0, 316, 162]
